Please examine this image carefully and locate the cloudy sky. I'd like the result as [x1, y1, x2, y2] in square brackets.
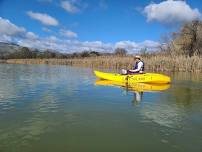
[0, 0, 201, 53]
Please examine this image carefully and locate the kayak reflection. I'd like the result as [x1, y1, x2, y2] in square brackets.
[95, 80, 170, 104]
[95, 80, 170, 92]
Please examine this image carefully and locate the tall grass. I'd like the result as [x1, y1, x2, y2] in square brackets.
[5, 55, 202, 72]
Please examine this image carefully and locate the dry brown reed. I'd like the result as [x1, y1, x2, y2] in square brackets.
[5, 55, 202, 72]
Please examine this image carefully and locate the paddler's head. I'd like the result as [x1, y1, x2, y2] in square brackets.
[134, 55, 141, 61]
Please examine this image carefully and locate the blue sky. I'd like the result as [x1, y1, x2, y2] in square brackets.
[0, 0, 202, 53]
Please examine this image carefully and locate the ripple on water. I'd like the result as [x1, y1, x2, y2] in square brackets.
[138, 97, 187, 130]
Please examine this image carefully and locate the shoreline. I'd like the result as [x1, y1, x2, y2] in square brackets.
[3, 55, 202, 73]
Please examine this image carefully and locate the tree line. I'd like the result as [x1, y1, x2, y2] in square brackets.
[0, 46, 128, 59]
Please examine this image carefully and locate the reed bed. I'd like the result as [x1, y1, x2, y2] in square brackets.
[5, 55, 202, 72]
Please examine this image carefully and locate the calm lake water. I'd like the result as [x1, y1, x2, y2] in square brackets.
[0, 64, 202, 152]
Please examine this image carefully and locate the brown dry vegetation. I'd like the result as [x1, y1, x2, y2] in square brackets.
[6, 55, 202, 72]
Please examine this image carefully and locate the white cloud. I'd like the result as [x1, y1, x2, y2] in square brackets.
[4, 35, 160, 53]
[115, 41, 138, 50]
[115, 40, 160, 52]
[47, 36, 58, 42]
[0, 17, 39, 44]
[26, 32, 38, 40]
[74, 41, 113, 51]
[144, 0, 201, 25]
[0, 34, 12, 42]
[16, 38, 113, 53]
[61, 1, 80, 13]
[27, 11, 59, 26]
[140, 40, 160, 49]
[21, 39, 159, 53]
[0, 17, 160, 53]
[60, 29, 78, 38]
[0, 17, 25, 36]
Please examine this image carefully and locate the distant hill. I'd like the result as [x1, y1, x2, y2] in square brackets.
[0, 42, 21, 58]
[0, 42, 70, 59]
[0, 42, 20, 53]
[0, 42, 102, 59]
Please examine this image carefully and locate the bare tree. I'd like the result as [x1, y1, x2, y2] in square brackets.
[172, 20, 202, 57]
[114, 48, 127, 56]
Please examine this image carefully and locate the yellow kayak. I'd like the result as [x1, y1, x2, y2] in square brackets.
[95, 80, 170, 92]
[94, 70, 171, 84]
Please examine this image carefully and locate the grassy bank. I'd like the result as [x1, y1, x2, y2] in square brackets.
[5, 55, 202, 72]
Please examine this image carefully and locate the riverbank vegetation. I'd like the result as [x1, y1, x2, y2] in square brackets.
[1, 20, 202, 72]
[6, 55, 201, 72]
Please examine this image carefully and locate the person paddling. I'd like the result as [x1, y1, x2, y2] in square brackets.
[122, 55, 144, 74]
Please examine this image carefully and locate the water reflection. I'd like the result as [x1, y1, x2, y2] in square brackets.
[171, 72, 202, 82]
[132, 91, 143, 105]
[95, 80, 188, 128]
[95, 80, 170, 92]
[0, 64, 94, 150]
[95, 80, 170, 104]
